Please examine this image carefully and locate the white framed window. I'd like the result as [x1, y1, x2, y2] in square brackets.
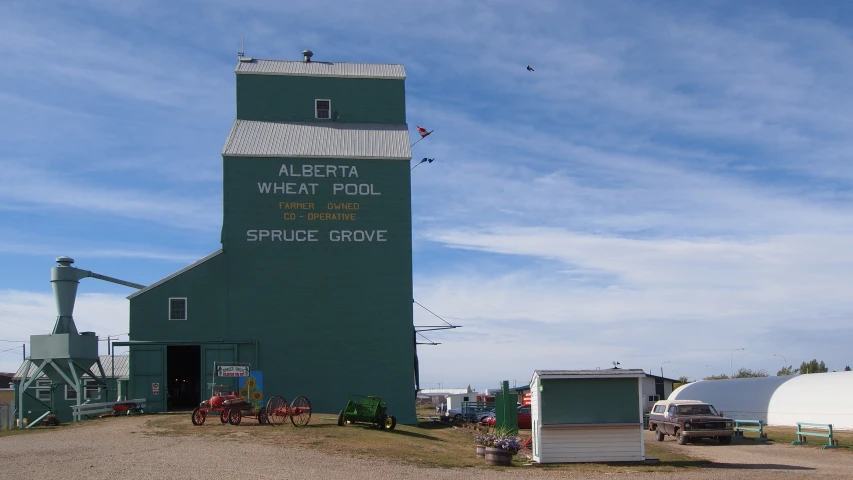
[169, 297, 187, 321]
[34, 378, 51, 401]
[315, 99, 331, 119]
[65, 378, 102, 400]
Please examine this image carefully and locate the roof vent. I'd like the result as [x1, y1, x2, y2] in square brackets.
[303, 49, 313, 62]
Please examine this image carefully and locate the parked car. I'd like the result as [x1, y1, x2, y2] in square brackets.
[482, 405, 531, 429]
[648, 399, 734, 445]
[443, 406, 493, 424]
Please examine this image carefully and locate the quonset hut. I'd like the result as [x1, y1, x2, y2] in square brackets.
[121, 51, 417, 423]
[669, 372, 853, 429]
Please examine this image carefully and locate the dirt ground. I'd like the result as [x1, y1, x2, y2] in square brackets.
[1, 416, 850, 480]
[643, 430, 852, 478]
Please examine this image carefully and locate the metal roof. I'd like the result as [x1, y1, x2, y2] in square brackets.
[222, 120, 412, 160]
[533, 369, 647, 380]
[13, 355, 130, 380]
[127, 250, 223, 300]
[235, 58, 406, 79]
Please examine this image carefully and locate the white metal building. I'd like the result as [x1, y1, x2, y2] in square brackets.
[641, 374, 679, 411]
[669, 372, 853, 429]
[530, 369, 646, 463]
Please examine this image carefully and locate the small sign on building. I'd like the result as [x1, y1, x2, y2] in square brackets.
[152, 382, 160, 395]
[216, 365, 250, 378]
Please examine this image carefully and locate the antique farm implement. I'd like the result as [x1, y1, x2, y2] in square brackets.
[191, 388, 312, 426]
[337, 394, 397, 430]
[264, 395, 313, 427]
[191, 387, 268, 426]
[191, 362, 311, 427]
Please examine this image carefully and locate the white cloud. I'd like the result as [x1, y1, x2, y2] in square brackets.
[0, 241, 202, 263]
[0, 162, 221, 231]
[0, 290, 130, 374]
[3, 0, 853, 385]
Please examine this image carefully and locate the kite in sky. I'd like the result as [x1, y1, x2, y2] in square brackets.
[411, 158, 435, 171]
[526, 65, 534, 72]
[411, 125, 434, 148]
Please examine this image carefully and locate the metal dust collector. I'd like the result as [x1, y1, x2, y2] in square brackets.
[18, 256, 145, 426]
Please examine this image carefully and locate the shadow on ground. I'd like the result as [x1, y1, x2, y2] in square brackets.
[702, 463, 815, 471]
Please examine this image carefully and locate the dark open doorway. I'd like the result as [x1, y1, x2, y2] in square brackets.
[167, 345, 201, 410]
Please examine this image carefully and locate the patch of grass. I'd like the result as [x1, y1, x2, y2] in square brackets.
[762, 426, 853, 450]
[145, 413, 711, 471]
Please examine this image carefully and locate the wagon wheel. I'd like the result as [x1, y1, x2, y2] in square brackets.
[289, 396, 312, 427]
[228, 408, 242, 426]
[337, 410, 345, 426]
[266, 395, 289, 425]
[220, 410, 229, 424]
[385, 415, 397, 431]
[378, 413, 388, 430]
[257, 408, 268, 425]
[191, 407, 206, 426]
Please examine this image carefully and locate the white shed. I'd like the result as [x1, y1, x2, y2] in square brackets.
[530, 369, 646, 464]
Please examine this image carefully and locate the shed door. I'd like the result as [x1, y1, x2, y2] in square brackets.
[129, 346, 166, 412]
[202, 345, 238, 397]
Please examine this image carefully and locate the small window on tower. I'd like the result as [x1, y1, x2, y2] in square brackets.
[169, 297, 187, 321]
[315, 99, 331, 119]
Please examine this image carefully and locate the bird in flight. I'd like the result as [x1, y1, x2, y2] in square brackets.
[526, 65, 534, 72]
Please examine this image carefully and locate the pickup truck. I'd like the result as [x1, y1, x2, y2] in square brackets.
[649, 399, 735, 445]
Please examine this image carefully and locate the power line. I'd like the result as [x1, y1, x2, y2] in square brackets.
[0, 345, 23, 354]
[0, 339, 29, 343]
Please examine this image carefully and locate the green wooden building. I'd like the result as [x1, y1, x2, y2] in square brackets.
[121, 52, 417, 423]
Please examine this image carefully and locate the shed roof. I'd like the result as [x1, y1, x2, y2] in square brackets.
[13, 354, 130, 380]
[127, 250, 223, 300]
[235, 58, 406, 79]
[645, 373, 681, 383]
[533, 369, 647, 381]
[222, 120, 412, 160]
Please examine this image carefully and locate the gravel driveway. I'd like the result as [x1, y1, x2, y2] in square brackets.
[643, 430, 851, 478]
[1, 417, 849, 480]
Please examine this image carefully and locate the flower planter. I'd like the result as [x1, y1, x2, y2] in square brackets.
[475, 444, 486, 458]
[484, 447, 513, 466]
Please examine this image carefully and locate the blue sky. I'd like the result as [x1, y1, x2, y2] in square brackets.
[2, 0, 853, 387]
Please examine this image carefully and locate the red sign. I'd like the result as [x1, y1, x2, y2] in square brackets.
[522, 392, 531, 406]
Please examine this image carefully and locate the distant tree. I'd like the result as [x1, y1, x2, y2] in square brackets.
[734, 368, 768, 378]
[845, 366, 851, 372]
[678, 375, 690, 384]
[703, 374, 730, 380]
[777, 366, 795, 376]
[798, 359, 828, 374]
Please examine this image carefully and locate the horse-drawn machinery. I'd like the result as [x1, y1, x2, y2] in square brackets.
[190, 363, 311, 427]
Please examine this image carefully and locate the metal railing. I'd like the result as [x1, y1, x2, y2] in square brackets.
[791, 422, 841, 449]
[733, 419, 767, 441]
[70, 398, 146, 421]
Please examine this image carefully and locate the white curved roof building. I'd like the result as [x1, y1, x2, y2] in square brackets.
[669, 372, 853, 430]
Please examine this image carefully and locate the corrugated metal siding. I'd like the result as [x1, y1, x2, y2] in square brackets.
[236, 59, 406, 79]
[13, 355, 129, 380]
[539, 427, 643, 463]
[236, 75, 406, 124]
[222, 120, 412, 160]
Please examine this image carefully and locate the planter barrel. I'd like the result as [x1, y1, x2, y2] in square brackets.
[485, 447, 512, 466]
[475, 444, 486, 458]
